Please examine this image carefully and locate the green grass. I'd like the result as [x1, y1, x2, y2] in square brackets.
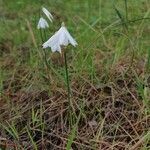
[0, 0, 150, 149]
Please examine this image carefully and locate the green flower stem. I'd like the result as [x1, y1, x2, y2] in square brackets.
[125, 0, 128, 21]
[64, 51, 71, 99]
[39, 28, 51, 84]
[39, 29, 49, 68]
[42, 29, 49, 67]
[63, 51, 74, 111]
[43, 29, 47, 41]
[39, 28, 44, 43]
[63, 51, 76, 126]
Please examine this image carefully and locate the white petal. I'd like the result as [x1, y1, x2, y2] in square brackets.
[43, 32, 59, 48]
[43, 32, 62, 53]
[63, 27, 78, 46]
[37, 17, 49, 29]
[42, 7, 53, 22]
[51, 44, 61, 53]
[59, 29, 69, 46]
[42, 24, 77, 53]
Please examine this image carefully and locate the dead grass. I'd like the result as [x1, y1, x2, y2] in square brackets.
[0, 62, 150, 149]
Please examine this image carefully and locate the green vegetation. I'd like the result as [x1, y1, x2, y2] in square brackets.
[0, 0, 150, 149]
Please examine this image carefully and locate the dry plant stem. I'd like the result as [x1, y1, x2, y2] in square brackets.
[130, 131, 150, 150]
[126, 46, 135, 73]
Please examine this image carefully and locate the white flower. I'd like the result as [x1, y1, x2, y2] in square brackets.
[42, 7, 53, 22]
[37, 17, 49, 29]
[42, 23, 78, 53]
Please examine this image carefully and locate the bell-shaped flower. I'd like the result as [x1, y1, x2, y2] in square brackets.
[42, 7, 53, 22]
[37, 17, 49, 29]
[42, 23, 78, 53]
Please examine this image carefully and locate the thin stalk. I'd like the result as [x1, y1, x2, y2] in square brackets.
[39, 28, 49, 68]
[64, 51, 71, 102]
[38, 9, 50, 82]
[116, 17, 150, 27]
[43, 49, 49, 68]
[40, 28, 44, 43]
[114, 6, 128, 30]
[43, 29, 47, 41]
[146, 48, 150, 73]
[39, 28, 51, 83]
[42, 29, 49, 67]
[125, 0, 128, 21]
[63, 51, 76, 127]
[40, 29, 46, 64]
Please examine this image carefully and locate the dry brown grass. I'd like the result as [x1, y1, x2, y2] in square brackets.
[0, 64, 150, 149]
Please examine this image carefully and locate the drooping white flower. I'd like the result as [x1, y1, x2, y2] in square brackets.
[37, 17, 49, 29]
[42, 23, 78, 53]
[42, 7, 53, 22]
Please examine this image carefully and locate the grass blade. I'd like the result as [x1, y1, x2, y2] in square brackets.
[114, 6, 128, 30]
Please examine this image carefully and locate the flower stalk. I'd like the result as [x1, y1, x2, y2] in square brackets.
[39, 28, 49, 69]
[37, 7, 53, 70]
[42, 22, 77, 113]
[63, 50, 71, 104]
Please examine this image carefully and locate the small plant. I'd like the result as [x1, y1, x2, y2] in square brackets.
[37, 7, 53, 42]
[1, 0, 150, 149]
[43, 22, 77, 116]
[37, 7, 53, 75]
